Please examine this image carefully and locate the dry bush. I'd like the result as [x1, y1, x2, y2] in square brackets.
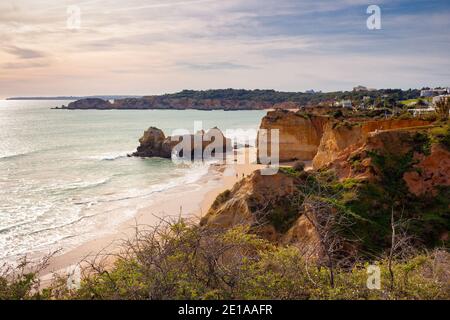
[435, 97, 450, 121]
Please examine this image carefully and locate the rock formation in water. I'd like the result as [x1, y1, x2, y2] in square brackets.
[132, 127, 174, 158]
[132, 126, 232, 160]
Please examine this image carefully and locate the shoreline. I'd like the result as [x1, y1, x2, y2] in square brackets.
[40, 148, 263, 283]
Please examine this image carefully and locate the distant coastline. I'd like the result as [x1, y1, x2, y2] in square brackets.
[6, 95, 142, 101]
[53, 88, 423, 111]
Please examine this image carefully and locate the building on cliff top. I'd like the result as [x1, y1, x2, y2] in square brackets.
[421, 88, 449, 97]
[340, 100, 353, 108]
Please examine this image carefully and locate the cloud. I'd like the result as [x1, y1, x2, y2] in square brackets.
[2, 61, 49, 69]
[177, 61, 255, 70]
[0, 0, 449, 98]
[4, 46, 47, 59]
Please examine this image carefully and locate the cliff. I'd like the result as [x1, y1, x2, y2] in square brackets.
[403, 144, 450, 196]
[257, 109, 330, 162]
[200, 170, 296, 242]
[66, 98, 113, 109]
[257, 109, 431, 165]
[312, 119, 431, 169]
[57, 88, 423, 110]
[204, 114, 449, 258]
[63, 96, 275, 111]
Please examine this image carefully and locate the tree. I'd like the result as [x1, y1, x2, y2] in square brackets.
[387, 207, 416, 292]
[295, 173, 358, 288]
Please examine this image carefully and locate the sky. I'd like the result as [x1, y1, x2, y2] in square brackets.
[0, 0, 449, 98]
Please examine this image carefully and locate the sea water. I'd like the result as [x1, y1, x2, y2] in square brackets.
[0, 100, 266, 263]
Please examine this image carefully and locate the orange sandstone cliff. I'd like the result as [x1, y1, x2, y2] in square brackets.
[257, 109, 329, 162]
[257, 109, 431, 167]
[203, 110, 449, 258]
[312, 119, 431, 169]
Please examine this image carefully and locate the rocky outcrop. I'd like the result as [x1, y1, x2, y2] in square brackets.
[403, 145, 450, 196]
[132, 127, 232, 159]
[312, 119, 431, 169]
[201, 170, 329, 258]
[257, 109, 330, 162]
[66, 98, 112, 109]
[200, 170, 296, 241]
[132, 127, 174, 158]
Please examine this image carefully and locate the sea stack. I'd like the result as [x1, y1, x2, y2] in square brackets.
[132, 126, 232, 160]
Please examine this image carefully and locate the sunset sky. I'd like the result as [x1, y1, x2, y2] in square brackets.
[1, 0, 449, 98]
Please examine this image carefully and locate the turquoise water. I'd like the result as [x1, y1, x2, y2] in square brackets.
[0, 100, 266, 262]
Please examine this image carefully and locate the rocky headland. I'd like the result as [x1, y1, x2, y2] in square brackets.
[60, 96, 276, 111]
[56, 88, 423, 111]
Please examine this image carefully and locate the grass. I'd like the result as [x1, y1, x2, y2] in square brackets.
[399, 98, 432, 106]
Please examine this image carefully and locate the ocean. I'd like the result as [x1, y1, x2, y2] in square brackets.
[0, 100, 266, 263]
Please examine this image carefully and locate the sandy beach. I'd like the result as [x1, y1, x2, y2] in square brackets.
[40, 147, 263, 283]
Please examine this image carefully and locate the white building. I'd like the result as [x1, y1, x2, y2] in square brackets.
[409, 107, 435, 117]
[340, 100, 353, 108]
[420, 90, 434, 97]
[421, 88, 449, 97]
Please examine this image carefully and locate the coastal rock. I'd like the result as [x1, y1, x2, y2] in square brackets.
[200, 170, 295, 231]
[201, 170, 327, 257]
[132, 127, 172, 158]
[66, 98, 112, 109]
[132, 126, 232, 160]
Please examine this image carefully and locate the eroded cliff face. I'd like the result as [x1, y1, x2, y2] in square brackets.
[200, 170, 296, 242]
[204, 113, 448, 257]
[257, 109, 330, 162]
[258, 109, 431, 167]
[203, 126, 450, 258]
[320, 129, 429, 181]
[312, 119, 431, 169]
[403, 145, 450, 196]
